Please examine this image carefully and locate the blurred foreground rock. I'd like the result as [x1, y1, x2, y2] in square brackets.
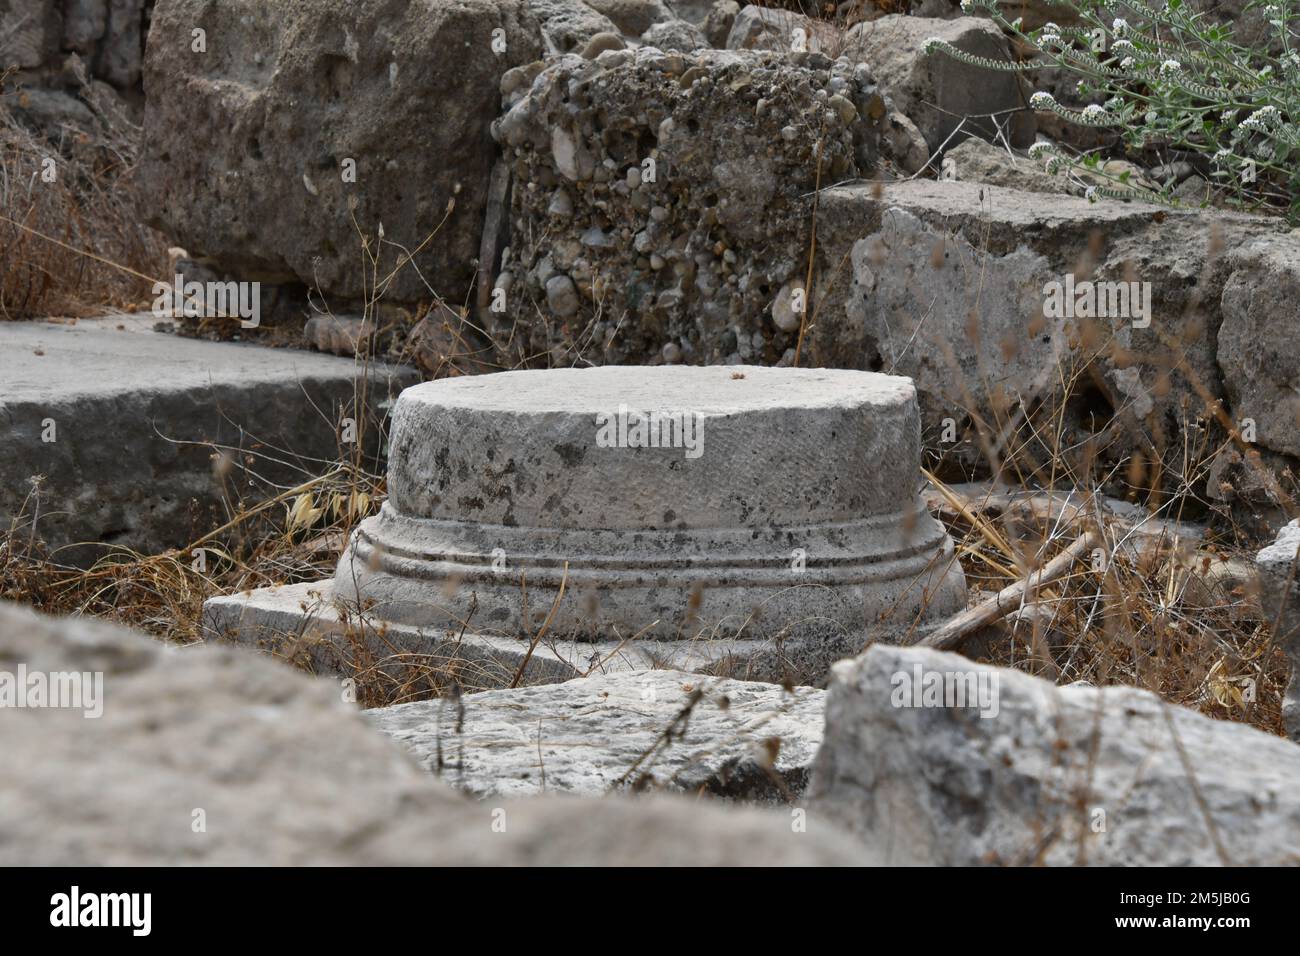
[0, 602, 870, 865]
[809, 644, 1300, 865]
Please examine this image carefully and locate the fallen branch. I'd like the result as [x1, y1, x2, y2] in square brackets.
[918, 530, 1100, 652]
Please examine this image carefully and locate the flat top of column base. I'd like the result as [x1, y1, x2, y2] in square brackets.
[398, 366, 916, 415]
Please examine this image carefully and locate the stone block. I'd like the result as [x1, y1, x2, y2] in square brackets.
[368, 669, 825, 800]
[0, 315, 416, 562]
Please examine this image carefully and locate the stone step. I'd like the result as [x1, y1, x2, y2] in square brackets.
[0, 315, 417, 562]
[202, 579, 920, 690]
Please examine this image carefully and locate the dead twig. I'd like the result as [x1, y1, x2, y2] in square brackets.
[919, 530, 1100, 651]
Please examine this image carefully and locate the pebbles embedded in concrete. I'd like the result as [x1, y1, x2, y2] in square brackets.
[331, 365, 965, 642]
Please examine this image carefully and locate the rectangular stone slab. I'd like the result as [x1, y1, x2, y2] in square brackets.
[203, 580, 912, 689]
[366, 669, 826, 802]
[0, 315, 417, 562]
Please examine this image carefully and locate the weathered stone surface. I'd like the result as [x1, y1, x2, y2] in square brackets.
[641, 17, 709, 51]
[881, 109, 929, 175]
[810, 179, 1284, 489]
[1256, 520, 1300, 743]
[140, 0, 544, 306]
[333, 365, 965, 642]
[204, 577, 931, 688]
[809, 643, 1300, 865]
[95, 0, 144, 88]
[1186, 0, 1296, 55]
[943, 136, 1074, 195]
[0, 601, 871, 864]
[491, 46, 886, 364]
[702, 0, 740, 47]
[991, 0, 1079, 31]
[725, 4, 841, 54]
[1219, 238, 1300, 461]
[529, 0, 618, 52]
[0, 0, 62, 70]
[369, 670, 825, 800]
[2, 0, 149, 90]
[843, 15, 1034, 150]
[0, 315, 415, 562]
[64, 0, 108, 53]
[583, 0, 674, 36]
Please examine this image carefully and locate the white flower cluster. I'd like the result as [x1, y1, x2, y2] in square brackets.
[1159, 59, 1182, 75]
[1112, 18, 1130, 35]
[1111, 38, 1135, 54]
[1242, 105, 1281, 131]
[1030, 91, 1056, 109]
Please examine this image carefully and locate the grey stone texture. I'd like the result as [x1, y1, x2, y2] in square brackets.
[842, 15, 1036, 151]
[204, 577, 938, 689]
[942, 136, 1076, 195]
[809, 643, 1300, 866]
[702, 0, 740, 48]
[1256, 520, 1300, 743]
[725, 5, 843, 55]
[0, 0, 62, 71]
[0, 601, 871, 865]
[368, 669, 825, 800]
[806, 179, 1288, 494]
[0, 0, 149, 91]
[139, 0, 545, 306]
[332, 365, 966, 642]
[0, 315, 415, 562]
[529, 0, 619, 52]
[1219, 238, 1300, 461]
[491, 45, 888, 365]
[583, 0, 675, 36]
[641, 17, 709, 52]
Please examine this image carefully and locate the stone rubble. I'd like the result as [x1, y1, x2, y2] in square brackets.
[491, 45, 889, 365]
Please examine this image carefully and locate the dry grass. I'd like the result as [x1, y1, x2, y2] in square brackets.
[926, 475, 1289, 735]
[0, 71, 167, 319]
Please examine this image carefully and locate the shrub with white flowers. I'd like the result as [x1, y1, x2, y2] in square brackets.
[928, 0, 1300, 220]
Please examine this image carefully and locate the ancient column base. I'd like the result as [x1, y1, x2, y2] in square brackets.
[203, 365, 966, 684]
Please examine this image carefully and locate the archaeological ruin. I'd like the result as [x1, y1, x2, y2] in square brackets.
[3, 0, 1300, 893]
